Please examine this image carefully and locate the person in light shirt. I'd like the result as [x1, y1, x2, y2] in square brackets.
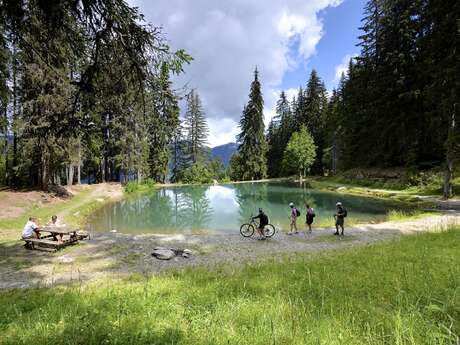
[48, 215, 66, 227]
[22, 217, 40, 239]
[47, 215, 66, 243]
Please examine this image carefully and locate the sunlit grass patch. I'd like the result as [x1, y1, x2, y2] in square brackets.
[1, 227, 459, 345]
[387, 209, 436, 222]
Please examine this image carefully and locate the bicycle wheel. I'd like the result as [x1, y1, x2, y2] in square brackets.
[240, 223, 255, 237]
[264, 224, 276, 238]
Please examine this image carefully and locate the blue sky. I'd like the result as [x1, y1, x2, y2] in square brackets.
[129, 0, 367, 146]
[282, 0, 365, 91]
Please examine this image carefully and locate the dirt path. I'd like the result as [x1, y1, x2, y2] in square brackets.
[1, 212, 459, 289]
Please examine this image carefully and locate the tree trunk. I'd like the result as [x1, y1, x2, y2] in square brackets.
[12, 43, 18, 186]
[443, 104, 457, 199]
[443, 159, 453, 200]
[67, 164, 74, 186]
[77, 140, 81, 184]
[3, 106, 8, 185]
[40, 144, 49, 191]
[332, 132, 337, 175]
[101, 160, 106, 183]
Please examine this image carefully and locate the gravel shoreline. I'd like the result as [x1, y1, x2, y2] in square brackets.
[1, 212, 459, 289]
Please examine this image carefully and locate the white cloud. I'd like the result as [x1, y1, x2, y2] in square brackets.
[333, 53, 358, 85]
[129, 0, 344, 146]
[208, 117, 239, 147]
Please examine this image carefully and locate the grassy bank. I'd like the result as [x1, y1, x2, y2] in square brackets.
[0, 188, 94, 230]
[312, 172, 460, 199]
[0, 184, 123, 243]
[1, 228, 459, 345]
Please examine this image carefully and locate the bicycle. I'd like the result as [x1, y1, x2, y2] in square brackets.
[240, 215, 276, 238]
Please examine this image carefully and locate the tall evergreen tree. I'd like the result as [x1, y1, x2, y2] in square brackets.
[183, 89, 209, 164]
[302, 70, 328, 174]
[0, 0, 191, 189]
[267, 91, 294, 177]
[235, 68, 267, 180]
[148, 63, 180, 183]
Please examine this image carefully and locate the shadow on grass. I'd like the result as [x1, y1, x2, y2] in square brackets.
[0, 228, 459, 344]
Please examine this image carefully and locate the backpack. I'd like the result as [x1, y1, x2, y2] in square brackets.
[343, 208, 348, 218]
[296, 208, 301, 217]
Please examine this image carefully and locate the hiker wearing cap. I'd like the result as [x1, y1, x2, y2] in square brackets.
[288, 202, 300, 235]
[252, 208, 269, 240]
[334, 202, 346, 235]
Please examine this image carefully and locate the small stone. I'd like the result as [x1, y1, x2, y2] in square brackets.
[110, 229, 117, 233]
[183, 249, 192, 255]
[182, 253, 190, 258]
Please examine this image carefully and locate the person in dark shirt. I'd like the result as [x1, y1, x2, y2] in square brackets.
[252, 208, 269, 240]
[334, 202, 346, 235]
[305, 204, 315, 233]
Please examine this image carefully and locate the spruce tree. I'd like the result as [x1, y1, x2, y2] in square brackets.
[183, 89, 209, 164]
[236, 68, 267, 180]
[267, 91, 293, 177]
[294, 70, 328, 174]
[148, 63, 180, 183]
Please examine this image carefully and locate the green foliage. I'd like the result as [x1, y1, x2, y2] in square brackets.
[124, 178, 157, 194]
[148, 63, 181, 183]
[207, 158, 227, 181]
[333, 0, 459, 172]
[296, 70, 328, 174]
[1, 229, 460, 344]
[266, 91, 294, 177]
[282, 126, 317, 178]
[180, 162, 214, 184]
[184, 89, 209, 165]
[228, 152, 245, 181]
[236, 68, 268, 180]
[0, 1, 191, 189]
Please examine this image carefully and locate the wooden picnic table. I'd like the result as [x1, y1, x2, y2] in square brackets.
[23, 226, 89, 251]
[39, 226, 79, 241]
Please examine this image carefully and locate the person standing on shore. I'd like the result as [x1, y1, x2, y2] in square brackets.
[334, 202, 346, 236]
[288, 202, 299, 234]
[305, 204, 315, 233]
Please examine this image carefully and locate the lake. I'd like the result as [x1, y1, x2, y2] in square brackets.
[87, 181, 403, 234]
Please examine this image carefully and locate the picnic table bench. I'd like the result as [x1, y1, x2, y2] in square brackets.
[23, 226, 89, 251]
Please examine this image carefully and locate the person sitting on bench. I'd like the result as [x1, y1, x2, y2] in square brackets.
[47, 215, 66, 243]
[47, 215, 65, 227]
[22, 217, 40, 240]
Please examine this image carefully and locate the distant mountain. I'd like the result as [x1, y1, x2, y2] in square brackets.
[210, 142, 238, 167]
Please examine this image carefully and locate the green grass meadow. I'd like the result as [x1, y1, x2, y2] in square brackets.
[1, 228, 459, 345]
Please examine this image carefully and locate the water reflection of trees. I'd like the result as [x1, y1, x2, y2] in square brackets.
[91, 182, 398, 233]
[95, 187, 213, 233]
[173, 186, 213, 232]
[109, 190, 175, 231]
[234, 183, 269, 223]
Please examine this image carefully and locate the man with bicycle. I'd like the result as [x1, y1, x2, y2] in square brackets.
[252, 208, 269, 240]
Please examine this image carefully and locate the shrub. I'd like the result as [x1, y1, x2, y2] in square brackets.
[181, 163, 214, 184]
[124, 181, 140, 193]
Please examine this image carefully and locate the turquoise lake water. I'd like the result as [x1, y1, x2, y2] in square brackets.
[87, 181, 402, 234]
